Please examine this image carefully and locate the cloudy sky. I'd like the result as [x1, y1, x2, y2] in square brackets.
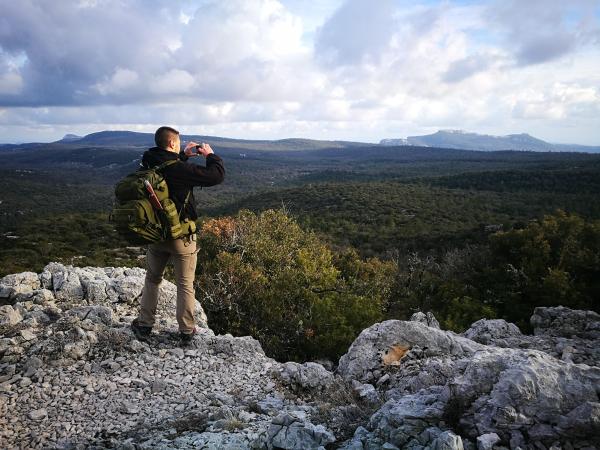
[1, 0, 599, 144]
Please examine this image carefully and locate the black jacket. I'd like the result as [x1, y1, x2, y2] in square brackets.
[141, 147, 225, 221]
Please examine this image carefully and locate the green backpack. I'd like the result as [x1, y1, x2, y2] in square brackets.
[111, 160, 197, 245]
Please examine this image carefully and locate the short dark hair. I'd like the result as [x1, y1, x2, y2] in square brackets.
[155, 126, 179, 148]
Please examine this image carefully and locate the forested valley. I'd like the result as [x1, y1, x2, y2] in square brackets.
[1, 134, 599, 361]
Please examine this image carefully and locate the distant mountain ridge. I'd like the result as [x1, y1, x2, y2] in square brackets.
[60, 133, 83, 142]
[55, 130, 367, 151]
[380, 130, 600, 153]
[2, 129, 597, 154]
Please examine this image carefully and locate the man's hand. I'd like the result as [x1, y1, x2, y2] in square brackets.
[184, 141, 200, 157]
[196, 143, 214, 158]
[184, 141, 214, 158]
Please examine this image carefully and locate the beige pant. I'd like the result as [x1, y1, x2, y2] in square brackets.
[137, 234, 198, 333]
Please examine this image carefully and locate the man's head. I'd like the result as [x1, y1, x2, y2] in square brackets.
[155, 126, 180, 153]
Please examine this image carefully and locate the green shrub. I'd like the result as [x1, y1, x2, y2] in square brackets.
[385, 211, 600, 333]
[196, 209, 392, 362]
[488, 210, 600, 328]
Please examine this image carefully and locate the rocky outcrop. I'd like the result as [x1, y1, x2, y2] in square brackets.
[462, 318, 522, 345]
[0, 271, 41, 300]
[531, 306, 600, 339]
[1, 264, 599, 449]
[338, 307, 600, 449]
[462, 308, 600, 366]
[38, 262, 209, 329]
[410, 311, 441, 329]
[0, 264, 350, 449]
[337, 320, 484, 385]
[277, 361, 338, 393]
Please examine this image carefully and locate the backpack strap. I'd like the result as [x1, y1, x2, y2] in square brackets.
[179, 190, 192, 220]
[154, 159, 179, 172]
[151, 159, 193, 224]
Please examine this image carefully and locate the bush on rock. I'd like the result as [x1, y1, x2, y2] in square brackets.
[196, 209, 394, 362]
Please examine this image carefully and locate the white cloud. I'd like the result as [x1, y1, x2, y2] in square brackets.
[512, 82, 600, 120]
[94, 68, 139, 96]
[485, 0, 600, 66]
[315, 0, 399, 66]
[0, 72, 23, 95]
[149, 69, 196, 95]
[180, 0, 307, 64]
[174, 0, 323, 103]
[0, 0, 599, 144]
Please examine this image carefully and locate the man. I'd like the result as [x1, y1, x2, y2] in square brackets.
[131, 126, 225, 345]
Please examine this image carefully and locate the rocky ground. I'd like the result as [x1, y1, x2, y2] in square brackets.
[0, 263, 599, 449]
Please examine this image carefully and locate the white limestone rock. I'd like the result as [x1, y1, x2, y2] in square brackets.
[21, 355, 43, 378]
[476, 432, 500, 450]
[461, 313, 599, 367]
[431, 430, 464, 450]
[38, 263, 209, 329]
[0, 305, 22, 326]
[531, 306, 600, 339]
[556, 401, 600, 440]
[264, 411, 336, 449]
[410, 311, 441, 329]
[28, 408, 48, 421]
[0, 271, 40, 300]
[336, 308, 600, 450]
[277, 361, 336, 393]
[463, 318, 522, 345]
[2, 264, 600, 450]
[31, 289, 55, 304]
[351, 381, 380, 405]
[66, 305, 113, 325]
[337, 320, 484, 384]
[19, 328, 36, 341]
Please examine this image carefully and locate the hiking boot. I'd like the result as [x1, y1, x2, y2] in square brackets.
[131, 319, 152, 341]
[179, 328, 198, 346]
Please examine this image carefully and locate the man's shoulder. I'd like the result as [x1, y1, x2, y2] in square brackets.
[142, 147, 181, 169]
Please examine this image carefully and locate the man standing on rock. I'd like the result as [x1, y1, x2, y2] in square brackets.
[131, 126, 224, 345]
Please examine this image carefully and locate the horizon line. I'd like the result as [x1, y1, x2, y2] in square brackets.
[1, 128, 599, 148]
